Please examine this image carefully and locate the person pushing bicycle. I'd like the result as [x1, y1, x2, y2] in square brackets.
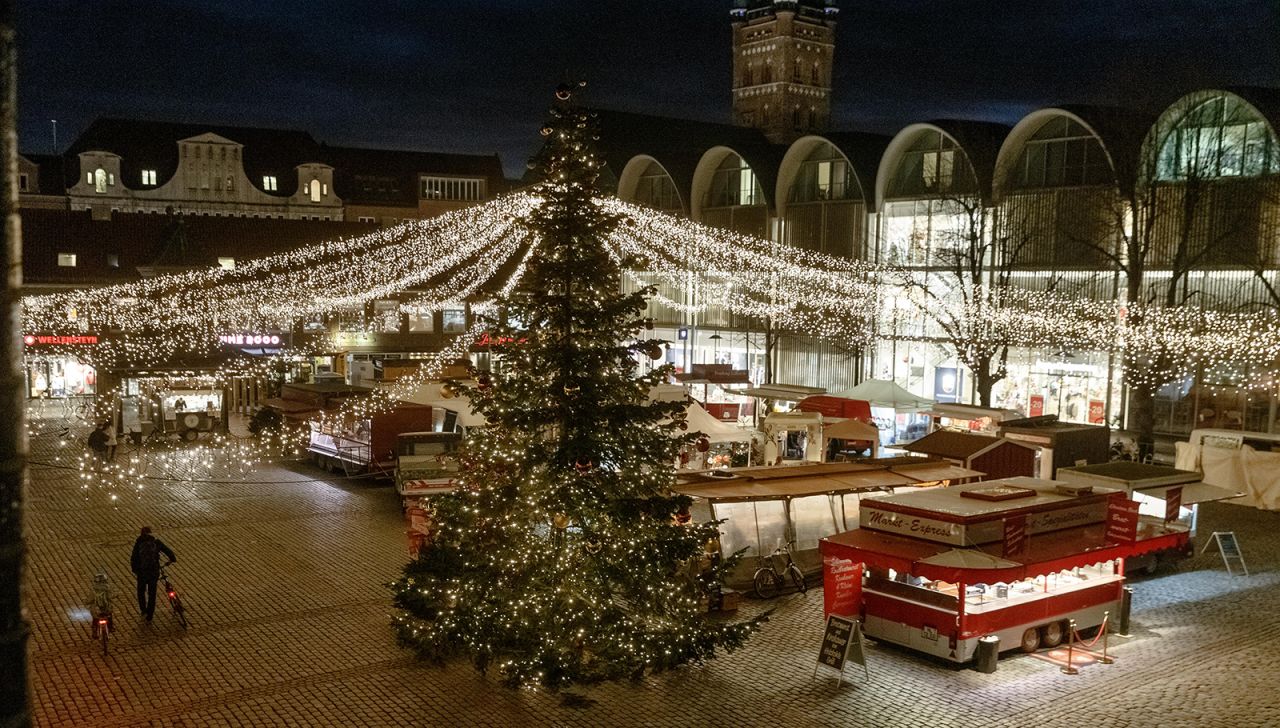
[130, 526, 176, 623]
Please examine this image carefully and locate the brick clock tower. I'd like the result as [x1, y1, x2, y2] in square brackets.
[731, 0, 838, 143]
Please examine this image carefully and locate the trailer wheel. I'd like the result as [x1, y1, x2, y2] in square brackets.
[1041, 620, 1066, 648]
[1019, 627, 1041, 653]
[182, 429, 199, 442]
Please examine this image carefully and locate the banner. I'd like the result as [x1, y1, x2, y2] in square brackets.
[1164, 485, 1183, 523]
[1088, 399, 1105, 425]
[823, 556, 862, 618]
[1106, 498, 1141, 543]
[1029, 395, 1045, 418]
[1002, 514, 1027, 558]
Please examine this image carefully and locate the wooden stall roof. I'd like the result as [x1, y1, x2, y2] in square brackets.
[672, 459, 983, 502]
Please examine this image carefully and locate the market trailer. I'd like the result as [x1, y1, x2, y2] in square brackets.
[820, 477, 1189, 663]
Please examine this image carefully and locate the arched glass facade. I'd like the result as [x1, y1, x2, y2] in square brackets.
[702, 153, 768, 238]
[631, 160, 682, 214]
[784, 141, 862, 258]
[1156, 95, 1280, 181]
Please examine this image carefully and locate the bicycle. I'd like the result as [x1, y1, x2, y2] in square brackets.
[752, 540, 807, 599]
[158, 562, 188, 629]
[88, 571, 114, 655]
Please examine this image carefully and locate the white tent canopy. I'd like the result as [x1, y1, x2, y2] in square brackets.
[833, 379, 933, 412]
[686, 401, 754, 443]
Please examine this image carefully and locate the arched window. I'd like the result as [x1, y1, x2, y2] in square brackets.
[309, 179, 321, 202]
[707, 154, 763, 208]
[888, 131, 978, 198]
[1013, 117, 1111, 189]
[633, 161, 681, 213]
[93, 168, 107, 194]
[1157, 95, 1280, 180]
[811, 62, 820, 85]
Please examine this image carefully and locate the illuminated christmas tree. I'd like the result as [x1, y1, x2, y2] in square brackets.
[390, 82, 761, 689]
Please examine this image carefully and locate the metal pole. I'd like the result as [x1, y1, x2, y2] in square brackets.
[1061, 619, 1078, 675]
[0, 0, 32, 723]
[1100, 610, 1114, 664]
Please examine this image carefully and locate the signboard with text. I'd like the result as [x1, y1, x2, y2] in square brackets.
[815, 615, 867, 686]
[862, 500, 1106, 546]
[23, 334, 99, 346]
[823, 556, 862, 618]
[1106, 498, 1141, 543]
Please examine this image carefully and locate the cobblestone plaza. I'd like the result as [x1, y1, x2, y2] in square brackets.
[23, 425, 1280, 728]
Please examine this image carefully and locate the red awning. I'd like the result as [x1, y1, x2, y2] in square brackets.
[820, 522, 1189, 583]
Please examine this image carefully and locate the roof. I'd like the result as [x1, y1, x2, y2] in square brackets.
[819, 131, 893, 204]
[927, 119, 1014, 202]
[901, 430, 1031, 460]
[1057, 461, 1201, 488]
[65, 117, 321, 196]
[589, 108, 783, 209]
[20, 208, 373, 286]
[672, 459, 982, 502]
[319, 144, 507, 207]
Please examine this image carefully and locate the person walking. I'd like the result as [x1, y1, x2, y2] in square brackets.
[130, 526, 176, 623]
[104, 421, 118, 461]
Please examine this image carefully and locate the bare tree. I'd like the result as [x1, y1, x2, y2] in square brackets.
[901, 194, 1043, 407]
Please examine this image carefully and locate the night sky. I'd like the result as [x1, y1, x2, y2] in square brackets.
[19, 0, 1280, 177]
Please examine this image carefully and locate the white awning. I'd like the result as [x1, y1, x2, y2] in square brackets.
[1134, 481, 1244, 504]
[741, 383, 826, 401]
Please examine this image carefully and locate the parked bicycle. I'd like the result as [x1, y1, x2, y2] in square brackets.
[752, 540, 807, 599]
[158, 563, 188, 629]
[87, 570, 114, 655]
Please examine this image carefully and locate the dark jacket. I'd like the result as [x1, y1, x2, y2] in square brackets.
[130, 535, 176, 580]
[87, 428, 108, 453]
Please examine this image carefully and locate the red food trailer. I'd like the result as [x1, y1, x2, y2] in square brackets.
[819, 477, 1189, 664]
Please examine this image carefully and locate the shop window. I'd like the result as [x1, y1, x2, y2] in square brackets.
[57, 253, 77, 267]
[217, 257, 235, 271]
[141, 169, 157, 186]
[373, 299, 400, 333]
[441, 305, 466, 333]
[408, 306, 435, 332]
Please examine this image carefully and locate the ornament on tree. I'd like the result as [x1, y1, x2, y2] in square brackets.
[439, 383, 457, 399]
[678, 420, 688, 431]
[552, 513, 571, 530]
[584, 539, 602, 554]
[564, 383, 580, 395]
[674, 505, 692, 525]
[696, 436, 711, 453]
[645, 342, 663, 360]
[643, 318, 655, 331]
[574, 458, 593, 474]
[477, 373, 492, 390]
[540, 126, 554, 137]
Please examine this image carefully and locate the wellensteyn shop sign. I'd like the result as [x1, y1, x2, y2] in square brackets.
[860, 502, 1107, 546]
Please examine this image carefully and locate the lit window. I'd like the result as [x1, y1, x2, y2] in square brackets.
[142, 169, 157, 185]
[420, 176, 485, 201]
[357, 216, 375, 223]
[217, 257, 235, 271]
[322, 182, 328, 195]
[442, 305, 466, 333]
[107, 254, 119, 268]
[108, 173, 114, 186]
[263, 175, 277, 191]
[93, 169, 107, 194]
[309, 179, 321, 202]
[57, 253, 77, 267]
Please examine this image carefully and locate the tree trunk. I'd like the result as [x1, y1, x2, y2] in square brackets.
[0, 0, 31, 723]
[974, 361, 996, 408]
[1128, 379, 1158, 463]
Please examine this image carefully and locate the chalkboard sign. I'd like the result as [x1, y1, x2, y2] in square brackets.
[1201, 531, 1249, 576]
[815, 615, 868, 687]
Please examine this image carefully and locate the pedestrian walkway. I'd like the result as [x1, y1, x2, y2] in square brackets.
[24, 423, 1280, 727]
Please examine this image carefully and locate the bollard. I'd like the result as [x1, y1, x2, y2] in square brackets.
[974, 635, 999, 673]
[1118, 586, 1133, 636]
[1061, 619, 1079, 674]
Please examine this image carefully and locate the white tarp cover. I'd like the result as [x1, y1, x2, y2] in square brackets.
[833, 379, 934, 412]
[1177, 441, 1280, 510]
[685, 401, 753, 443]
[401, 384, 486, 428]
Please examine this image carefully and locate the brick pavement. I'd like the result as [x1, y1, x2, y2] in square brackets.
[23, 421, 1280, 727]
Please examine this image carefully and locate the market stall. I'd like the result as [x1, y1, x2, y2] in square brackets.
[673, 459, 984, 589]
[820, 477, 1189, 664]
[921, 403, 1023, 436]
[830, 379, 934, 445]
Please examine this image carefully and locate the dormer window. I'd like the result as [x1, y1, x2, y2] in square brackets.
[93, 169, 108, 194]
[217, 257, 235, 270]
[142, 169, 157, 185]
[309, 179, 321, 202]
[108, 254, 119, 268]
[263, 175, 278, 191]
[57, 253, 77, 267]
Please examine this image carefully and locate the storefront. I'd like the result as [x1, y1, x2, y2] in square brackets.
[820, 477, 1189, 663]
[22, 334, 101, 399]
